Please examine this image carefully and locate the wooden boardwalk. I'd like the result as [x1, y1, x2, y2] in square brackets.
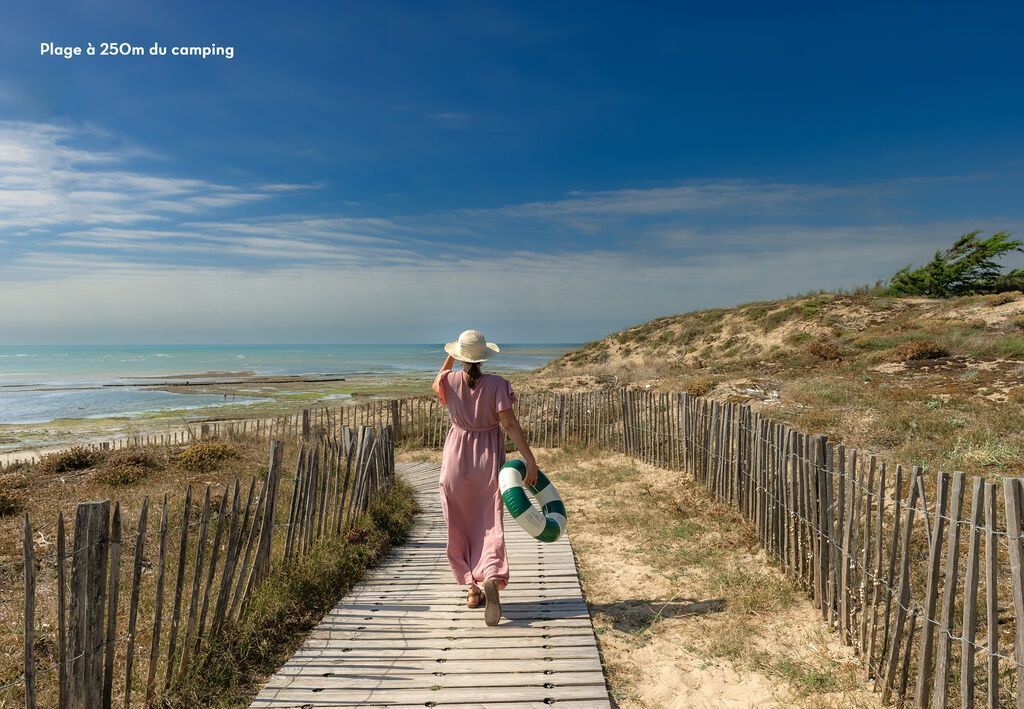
[251, 461, 611, 708]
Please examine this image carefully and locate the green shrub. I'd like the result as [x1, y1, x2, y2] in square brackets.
[888, 231, 1023, 297]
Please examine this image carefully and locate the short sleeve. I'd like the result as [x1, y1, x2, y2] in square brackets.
[437, 370, 449, 406]
[495, 377, 516, 414]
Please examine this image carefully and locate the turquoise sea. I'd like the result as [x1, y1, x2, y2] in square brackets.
[0, 344, 577, 425]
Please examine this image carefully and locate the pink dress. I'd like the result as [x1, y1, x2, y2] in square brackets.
[437, 370, 516, 587]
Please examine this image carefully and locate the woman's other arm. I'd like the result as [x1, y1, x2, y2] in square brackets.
[497, 408, 538, 486]
[432, 355, 456, 396]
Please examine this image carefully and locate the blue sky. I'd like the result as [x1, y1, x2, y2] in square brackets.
[1, 1, 1022, 344]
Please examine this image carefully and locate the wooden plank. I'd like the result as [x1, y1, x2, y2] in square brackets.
[985, 482, 999, 709]
[867, 460, 887, 675]
[230, 476, 262, 622]
[899, 609, 920, 705]
[23, 514, 36, 709]
[250, 461, 609, 707]
[1003, 477, 1024, 709]
[960, 477, 984, 709]
[932, 470, 966, 707]
[241, 440, 285, 614]
[211, 480, 243, 638]
[57, 512, 68, 709]
[146, 495, 170, 703]
[195, 483, 231, 651]
[860, 455, 876, 655]
[881, 470, 921, 704]
[123, 497, 149, 709]
[284, 446, 306, 561]
[102, 502, 122, 709]
[179, 486, 212, 681]
[68, 501, 111, 708]
[163, 485, 193, 688]
[913, 470, 950, 708]
[840, 448, 855, 644]
[879, 464, 904, 677]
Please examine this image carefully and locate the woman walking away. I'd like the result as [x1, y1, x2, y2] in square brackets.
[432, 329, 539, 626]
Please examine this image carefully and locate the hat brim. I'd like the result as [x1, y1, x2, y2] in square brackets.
[444, 341, 500, 363]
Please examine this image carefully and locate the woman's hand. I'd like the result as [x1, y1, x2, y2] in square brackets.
[498, 407, 539, 486]
[524, 458, 539, 488]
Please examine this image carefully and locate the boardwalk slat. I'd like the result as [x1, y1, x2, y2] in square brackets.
[249, 462, 609, 708]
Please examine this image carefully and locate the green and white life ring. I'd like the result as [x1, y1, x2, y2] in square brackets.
[499, 459, 566, 543]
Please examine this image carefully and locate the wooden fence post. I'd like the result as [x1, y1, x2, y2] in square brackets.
[57, 513, 68, 709]
[959, 476, 985, 709]
[123, 497, 149, 709]
[881, 471, 921, 704]
[390, 399, 400, 444]
[23, 515, 36, 709]
[302, 410, 311, 440]
[932, 470, 966, 707]
[242, 440, 285, 608]
[102, 503, 122, 708]
[68, 500, 111, 708]
[1003, 477, 1024, 709]
[912, 470, 950, 708]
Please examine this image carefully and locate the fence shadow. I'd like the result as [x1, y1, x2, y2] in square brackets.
[587, 598, 726, 632]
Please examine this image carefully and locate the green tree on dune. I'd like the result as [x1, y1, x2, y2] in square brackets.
[888, 230, 1024, 297]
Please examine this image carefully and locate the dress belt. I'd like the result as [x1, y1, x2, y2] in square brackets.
[449, 422, 500, 433]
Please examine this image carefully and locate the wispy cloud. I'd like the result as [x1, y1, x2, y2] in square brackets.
[2, 120, 1021, 341]
[0, 122, 316, 230]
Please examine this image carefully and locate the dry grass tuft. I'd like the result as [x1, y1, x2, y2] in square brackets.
[682, 375, 718, 396]
[804, 341, 842, 361]
[890, 339, 949, 362]
[37, 446, 97, 475]
[176, 441, 240, 472]
[96, 448, 162, 485]
[0, 490, 23, 518]
[988, 291, 1020, 306]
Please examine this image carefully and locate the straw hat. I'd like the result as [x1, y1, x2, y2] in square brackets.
[444, 330, 500, 363]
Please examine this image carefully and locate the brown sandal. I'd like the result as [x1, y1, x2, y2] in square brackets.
[466, 586, 484, 608]
[483, 579, 501, 626]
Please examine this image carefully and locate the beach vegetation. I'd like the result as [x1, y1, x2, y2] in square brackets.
[889, 339, 948, 362]
[0, 490, 23, 518]
[164, 479, 417, 708]
[176, 441, 240, 473]
[37, 446, 97, 475]
[888, 230, 1024, 297]
[96, 448, 162, 485]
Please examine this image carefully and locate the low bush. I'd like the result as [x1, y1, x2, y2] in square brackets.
[37, 446, 97, 475]
[176, 442, 240, 473]
[682, 375, 718, 396]
[890, 340, 949, 362]
[97, 449, 161, 485]
[0, 490, 23, 518]
[988, 291, 1020, 307]
[803, 342, 842, 361]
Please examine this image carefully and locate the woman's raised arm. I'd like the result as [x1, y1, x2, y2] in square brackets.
[432, 354, 456, 396]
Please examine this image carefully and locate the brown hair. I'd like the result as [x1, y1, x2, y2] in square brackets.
[465, 362, 482, 389]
